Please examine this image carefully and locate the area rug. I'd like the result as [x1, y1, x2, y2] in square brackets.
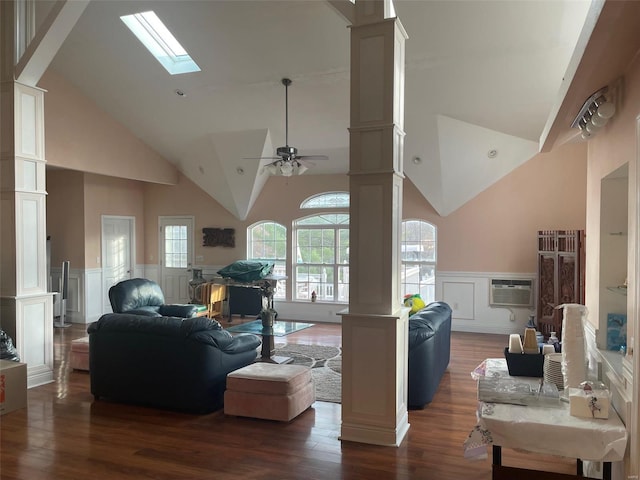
[274, 343, 342, 404]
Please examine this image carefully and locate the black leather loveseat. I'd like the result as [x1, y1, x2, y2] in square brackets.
[88, 313, 261, 413]
[408, 301, 452, 409]
[109, 278, 200, 318]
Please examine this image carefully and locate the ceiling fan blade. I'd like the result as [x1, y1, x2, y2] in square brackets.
[297, 155, 328, 161]
[242, 157, 281, 160]
[297, 159, 316, 169]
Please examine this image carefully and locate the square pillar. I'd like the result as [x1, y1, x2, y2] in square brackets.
[341, 0, 409, 446]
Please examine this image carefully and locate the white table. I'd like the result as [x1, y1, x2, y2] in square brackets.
[465, 358, 628, 480]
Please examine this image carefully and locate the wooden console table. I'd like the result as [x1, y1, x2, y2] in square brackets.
[466, 359, 627, 480]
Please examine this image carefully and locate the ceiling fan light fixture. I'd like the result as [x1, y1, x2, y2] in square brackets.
[243, 77, 328, 175]
[263, 164, 279, 175]
[279, 162, 294, 176]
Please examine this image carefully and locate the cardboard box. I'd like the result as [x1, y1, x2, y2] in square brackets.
[569, 387, 610, 419]
[0, 359, 27, 416]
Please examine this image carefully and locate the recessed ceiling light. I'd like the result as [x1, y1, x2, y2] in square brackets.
[487, 149, 498, 159]
[236, 167, 245, 175]
[412, 156, 422, 165]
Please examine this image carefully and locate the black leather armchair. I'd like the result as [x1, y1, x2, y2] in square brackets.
[408, 301, 452, 409]
[88, 313, 261, 413]
[109, 278, 199, 318]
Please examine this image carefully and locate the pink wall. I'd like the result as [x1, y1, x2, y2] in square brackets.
[46, 170, 146, 269]
[83, 174, 145, 269]
[46, 169, 85, 268]
[584, 53, 640, 333]
[406, 141, 587, 272]
[140, 149, 586, 276]
[42, 63, 587, 279]
[143, 173, 351, 266]
[40, 70, 179, 185]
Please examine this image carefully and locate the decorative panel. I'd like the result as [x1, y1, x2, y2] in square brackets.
[360, 128, 384, 171]
[19, 92, 37, 156]
[15, 84, 44, 160]
[357, 185, 384, 304]
[442, 281, 475, 320]
[21, 197, 38, 288]
[359, 35, 385, 122]
[18, 295, 54, 387]
[23, 159, 36, 190]
[17, 193, 45, 294]
[351, 325, 388, 416]
[23, 301, 45, 365]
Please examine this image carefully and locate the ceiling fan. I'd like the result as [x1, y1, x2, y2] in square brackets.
[244, 78, 328, 176]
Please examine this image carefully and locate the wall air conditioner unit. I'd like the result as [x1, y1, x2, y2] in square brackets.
[489, 278, 533, 307]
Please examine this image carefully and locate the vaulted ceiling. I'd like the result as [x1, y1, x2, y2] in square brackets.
[46, 0, 593, 219]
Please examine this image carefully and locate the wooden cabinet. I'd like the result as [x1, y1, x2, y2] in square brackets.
[536, 230, 585, 340]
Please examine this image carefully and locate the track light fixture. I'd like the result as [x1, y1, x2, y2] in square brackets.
[571, 86, 616, 140]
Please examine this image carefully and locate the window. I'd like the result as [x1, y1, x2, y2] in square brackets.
[301, 191, 349, 209]
[164, 225, 188, 268]
[247, 221, 287, 299]
[401, 220, 436, 304]
[294, 214, 349, 302]
[120, 11, 200, 75]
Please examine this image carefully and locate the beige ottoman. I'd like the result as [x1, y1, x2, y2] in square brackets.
[224, 363, 315, 421]
[70, 336, 90, 371]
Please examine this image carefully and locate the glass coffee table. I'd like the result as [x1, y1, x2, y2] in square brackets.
[227, 320, 314, 364]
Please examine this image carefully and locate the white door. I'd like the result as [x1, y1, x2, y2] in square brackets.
[159, 216, 194, 304]
[102, 216, 134, 313]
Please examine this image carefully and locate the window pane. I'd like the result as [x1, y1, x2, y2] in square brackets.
[401, 220, 436, 304]
[337, 266, 349, 302]
[247, 221, 287, 297]
[301, 192, 350, 209]
[294, 208, 350, 302]
[164, 225, 188, 268]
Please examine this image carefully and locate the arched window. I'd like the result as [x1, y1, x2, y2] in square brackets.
[300, 191, 350, 209]
[293, 213, 349, 303]
[247, 221, 286, 299]
[401, 219, 437, 304]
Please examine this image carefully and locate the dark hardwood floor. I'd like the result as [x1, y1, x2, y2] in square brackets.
[0, 320, 575, 479]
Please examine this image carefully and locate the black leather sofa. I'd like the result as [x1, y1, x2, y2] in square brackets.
[88, 313, 261, 413]
[109, 278, 200, 318]
[408, 301, 452, 409]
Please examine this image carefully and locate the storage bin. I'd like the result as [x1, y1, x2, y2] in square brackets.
[503, 347, 544, 377]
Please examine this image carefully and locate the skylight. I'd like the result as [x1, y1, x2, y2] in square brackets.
[120, 11, 200, 75]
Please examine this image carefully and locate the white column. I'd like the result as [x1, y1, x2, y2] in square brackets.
[1, 1, 54, 388]
[340, 0, 409, 446]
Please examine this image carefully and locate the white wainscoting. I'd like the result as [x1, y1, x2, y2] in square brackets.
[68, 266, 538, 331]
[436, 271, 537, 335]
[49, 265, 154, 324]
[273, 301, 343, 324]
[142, 264, 159, 283]
[84, 268, 103, 324]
